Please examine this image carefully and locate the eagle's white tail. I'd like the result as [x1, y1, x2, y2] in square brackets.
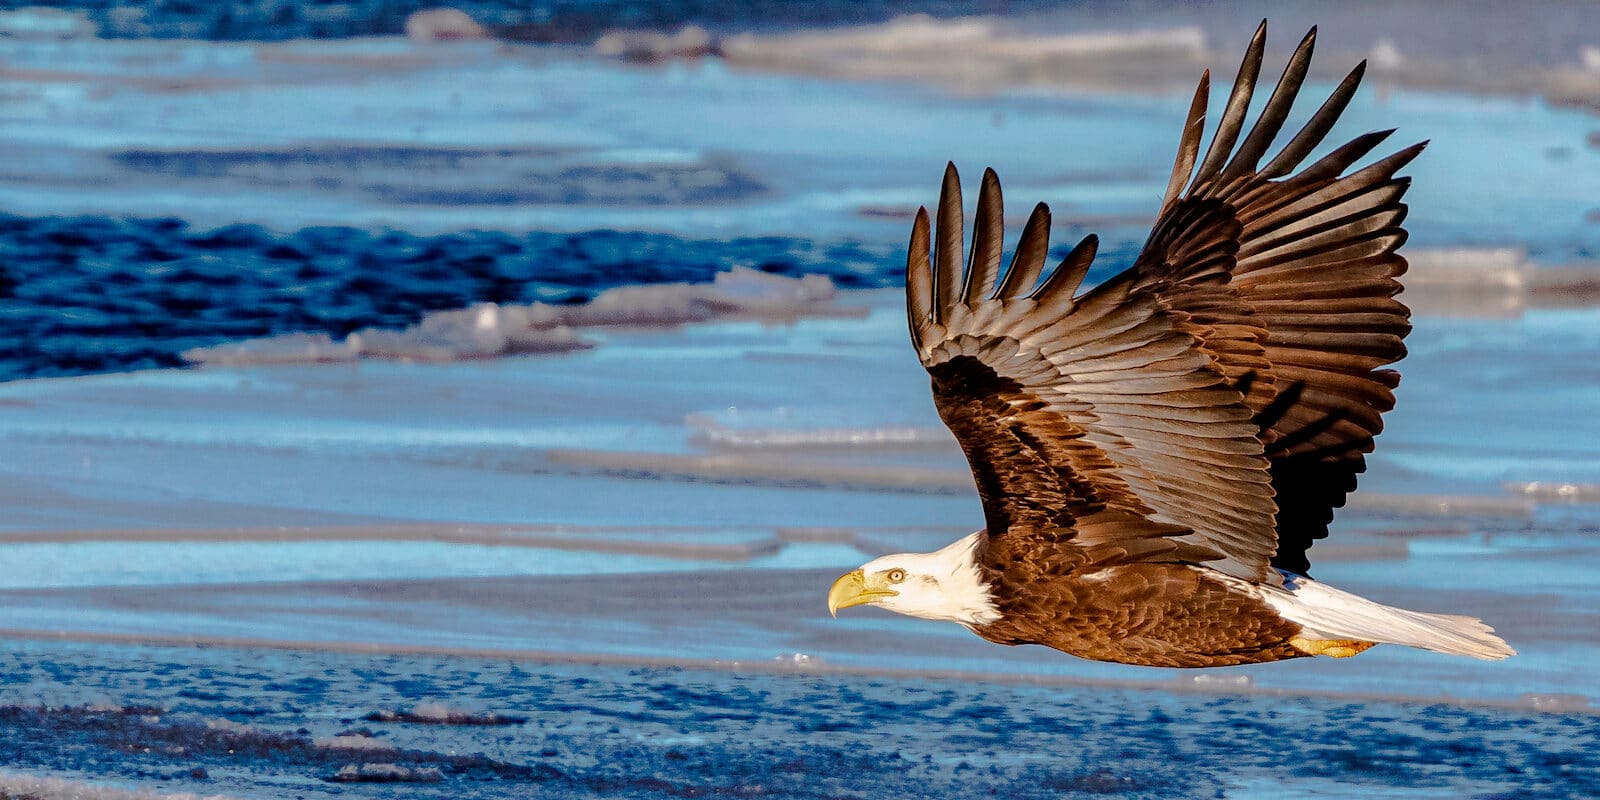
[1264, 575, 1515, 660]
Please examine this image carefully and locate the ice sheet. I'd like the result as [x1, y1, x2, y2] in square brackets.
[2, 289, 1597, 706]
[0, 770, 240, 800]
[0, 35, 1596, 253]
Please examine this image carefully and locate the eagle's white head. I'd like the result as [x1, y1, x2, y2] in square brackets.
[827, 532, 1001, 626]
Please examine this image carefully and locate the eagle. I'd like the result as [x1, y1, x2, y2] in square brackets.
[826, 23, 1514, 667]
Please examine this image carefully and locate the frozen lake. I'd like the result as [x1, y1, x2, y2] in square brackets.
[2, 292, 1597, 708]
[1, 20, 1598, 800]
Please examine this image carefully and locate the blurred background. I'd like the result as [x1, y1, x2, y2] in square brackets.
[0, 2, 1597, 797]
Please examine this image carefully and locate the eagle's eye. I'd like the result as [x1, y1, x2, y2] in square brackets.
[886, 569, 907, 584]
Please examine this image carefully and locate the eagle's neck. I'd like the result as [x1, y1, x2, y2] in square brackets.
[921, 532, 1002, 627]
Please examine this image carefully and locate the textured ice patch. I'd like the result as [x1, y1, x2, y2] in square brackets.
[0, 769, 236, 800]
[325, 763, 444, 783]
[315, 733, 395, 751]
[363, 703, 527, 725]
[183, 268, 845, 367]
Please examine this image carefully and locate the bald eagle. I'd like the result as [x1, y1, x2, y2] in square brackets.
[826, 23, 1514, 667]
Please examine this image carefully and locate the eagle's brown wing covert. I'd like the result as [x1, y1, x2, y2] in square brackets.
[907, 21, 1418, 582]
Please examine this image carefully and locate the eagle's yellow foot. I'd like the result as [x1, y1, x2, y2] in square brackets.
[1290, 637, 1376, 658]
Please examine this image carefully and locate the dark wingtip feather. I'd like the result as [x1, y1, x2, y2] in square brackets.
[1160, 70, 1212, 212]
[1294, 26, 1317, 62]
[1222, 23, 1319, 184]
[963, 167, 1006, 306]
[1366, 139, 1429, 176]
[911, 205, 930, 243]
[1193, 22, 1268, 189]
[1032, 233, 1098, 305]
[996, 202, 1052, 300]
[1258, 59, 1368, 180]
[1295, 128, 1396, 182]
[906, 205, 932, 350]
[1344, 61, 1368, 97]
[934, 163, 965, 323]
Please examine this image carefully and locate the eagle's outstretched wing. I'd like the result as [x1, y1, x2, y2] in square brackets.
[907, 22, 1417, 582]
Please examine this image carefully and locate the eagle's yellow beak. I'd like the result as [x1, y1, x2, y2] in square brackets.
[827, 569, 898, 617]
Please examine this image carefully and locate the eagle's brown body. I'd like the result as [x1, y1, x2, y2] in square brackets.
[972, 561, 1305, 667]
[930, 349, 1315, 666]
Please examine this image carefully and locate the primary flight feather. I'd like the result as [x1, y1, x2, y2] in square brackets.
[826, 22, 1513, 667]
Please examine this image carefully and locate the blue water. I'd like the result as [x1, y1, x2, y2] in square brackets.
[0, 214, 1132, 382]
[1, 640, 1595, 799]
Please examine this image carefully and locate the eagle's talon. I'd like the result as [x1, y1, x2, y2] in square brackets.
[1290, 637, 1376, 658]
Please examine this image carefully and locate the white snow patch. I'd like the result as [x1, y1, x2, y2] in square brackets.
[718, 15, 1212, 98]
[184, 268, 843, 366]
[0, 8, 96, 40]
[687, 411, 946, 450]
[316, 734, 395, 751]
[595, 25, 715, 61]
[1177, 673, 1253, 688]
[328, 763, 443, 783]
[1581, 46, 1600, 72]
[180, 333, 357, 366]
[773, 652, 823, 666]
[203, 717, 256, 734]
[1371, 38, 1406, 70]
[409, 701, 460, 721]
[0, 769, 239, 800]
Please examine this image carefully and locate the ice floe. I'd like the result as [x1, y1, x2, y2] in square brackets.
[688, 411, 948, 450]
[363, 703, 527, 725]
[0, 770, 236, 800]
[314, 733, 394, 750]
[326, 763, 444, 783]
[595, 24, 717, 62]
[182, 268, 849, 366]
[721, 16, 1207, 91]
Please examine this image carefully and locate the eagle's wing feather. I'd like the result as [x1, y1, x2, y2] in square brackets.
[910, 21, 1419, 582]
[1154, 23, 1419, 575]
[909, 168, 1278, 581]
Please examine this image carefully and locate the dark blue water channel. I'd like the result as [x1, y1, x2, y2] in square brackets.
[0, 215, 1131, 383]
